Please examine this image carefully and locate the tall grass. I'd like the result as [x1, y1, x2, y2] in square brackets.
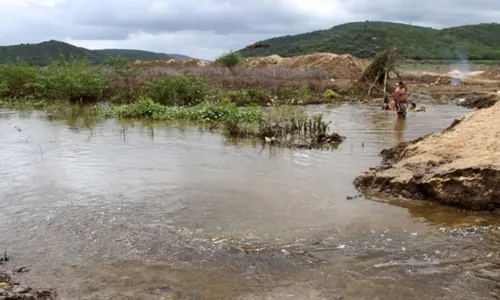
[216, 50, 243, 68]
[143, 75, 208, 106]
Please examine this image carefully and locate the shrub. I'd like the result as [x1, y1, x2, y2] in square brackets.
[323, 89, 340, 99]
[293, 85, 312, 100]
[41, 58, 108, 101]
[0, 58, 108, 101]
[0, 62, 43, 98]
[217, 50, 242, 68]
[0, 58, 107, 101]
[102, 56, 144, 104]
[220, 89, 268, 106]
[199, 103, 263, 123]
[210, 103, 264, 137]
[102, 56, 132, 71]
[277, 85, 312, 102]
[144, 74, 208, 106]
[109, 99, 264, 124]
[109, 97, 167, 118]
[199, 104, 237, 121]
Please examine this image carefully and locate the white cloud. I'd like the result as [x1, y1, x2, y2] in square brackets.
[1, 0, 500, 60]
[68, 31, 274, 60]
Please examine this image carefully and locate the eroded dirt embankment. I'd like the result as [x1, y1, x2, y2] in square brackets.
[457, 92, 500, 109]
[354, 100, 500, 211]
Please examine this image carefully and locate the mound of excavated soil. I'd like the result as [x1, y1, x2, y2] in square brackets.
[480, 69, 500, 79]
[132, 53, 367, 79]
[241, 55, 284, 68]
[241, 53, 368, 79]
[283, 53, 368, 79]
[131, 53, 367, 79]
[133, 59, 208, 68]
[354, 101, 500, 211]
[446, 69, 465, 77]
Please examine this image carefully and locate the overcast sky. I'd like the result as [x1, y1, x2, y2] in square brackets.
[1, 0, 499, 60]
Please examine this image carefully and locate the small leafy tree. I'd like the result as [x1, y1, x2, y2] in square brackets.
[144, 75, 208, 106]
[0, 61, 43, 98]
[41, 57, 108, 101]
[217, 50, 242, 68]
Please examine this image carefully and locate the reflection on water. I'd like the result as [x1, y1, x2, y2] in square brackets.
[0, 104, 499, 300]
[394, 116, 406, 143]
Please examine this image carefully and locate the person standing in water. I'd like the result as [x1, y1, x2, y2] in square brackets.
[394, 81, 407, 117]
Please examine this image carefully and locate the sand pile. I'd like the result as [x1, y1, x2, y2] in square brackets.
[445, 70, 488, 78]
[466, 71, 485, 77]
[280, 53, 367, 79]
[354, 99, 500, 210]
[240, 53, 367, 79]
[133, 59, 208, 68]
[241, 55, 284, 68]
[446, 69, 465, 77]
[480, 69, 500, 79]
[131, 52, 367, 79]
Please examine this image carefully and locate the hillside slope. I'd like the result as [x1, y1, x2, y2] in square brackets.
[240, 22, 500, 60]
[0, 40, 194, 65]
[0, 40, 102, 65]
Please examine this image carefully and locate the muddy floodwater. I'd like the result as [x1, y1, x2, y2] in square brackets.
[1, 104, 499, 300]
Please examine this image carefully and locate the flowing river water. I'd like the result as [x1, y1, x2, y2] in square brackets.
[0, 104, 499, 300]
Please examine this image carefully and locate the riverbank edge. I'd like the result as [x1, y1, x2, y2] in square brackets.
[353, 95, 500, 212]
[0, 267, 56, 299]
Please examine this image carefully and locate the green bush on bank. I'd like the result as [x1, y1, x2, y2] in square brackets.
[42, 58, 107, 101]
[323, 89, 340, 99]
[0, 62, 41, 98]
[0, 58, 107, 101]
[107, 97, 264, 124]
[143, 74, 208, 106]
[276, 85, 312, 102]
[216, 50, 243, 68]
[219, 89, 268, 106]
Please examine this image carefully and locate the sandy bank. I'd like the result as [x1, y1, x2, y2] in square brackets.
[354, 100, 500, 211]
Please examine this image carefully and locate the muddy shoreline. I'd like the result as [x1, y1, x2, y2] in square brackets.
[0, 268, 55, 300]
[354, 96, 500, 211]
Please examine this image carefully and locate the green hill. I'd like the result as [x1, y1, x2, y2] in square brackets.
[239, 21, 500, 60]
[94, 49, 197, 61]
[0, 40, 195, 65]
[93, 49, 173, 61]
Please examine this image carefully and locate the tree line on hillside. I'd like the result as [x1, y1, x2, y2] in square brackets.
[239, 22, 500, 60]
[0, 40, 193, 66]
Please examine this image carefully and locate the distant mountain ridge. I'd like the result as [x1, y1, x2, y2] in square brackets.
[0, 40, 197, 65]
[239, 21, 500, 60]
